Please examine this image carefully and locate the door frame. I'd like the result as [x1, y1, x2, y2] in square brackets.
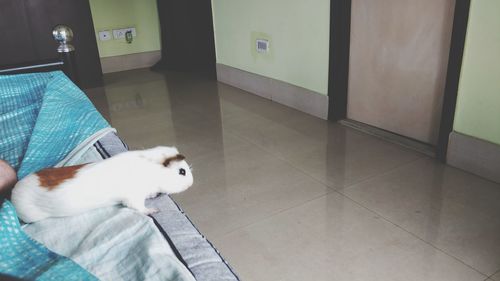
[328, 0, 471, 162]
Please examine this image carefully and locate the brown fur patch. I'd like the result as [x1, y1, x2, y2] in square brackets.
[36, 164, 88, 190]
[162, 154, 185, 167]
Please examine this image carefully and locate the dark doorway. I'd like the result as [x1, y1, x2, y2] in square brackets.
[153, 0, 216, 78]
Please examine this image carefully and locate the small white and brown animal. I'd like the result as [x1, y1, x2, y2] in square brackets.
[11, 146, 193, 223]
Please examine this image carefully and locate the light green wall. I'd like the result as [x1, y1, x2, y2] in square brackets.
[211, 0, 330, 95]
[454, 0, 500, 145]
[89, 0, 161, 58]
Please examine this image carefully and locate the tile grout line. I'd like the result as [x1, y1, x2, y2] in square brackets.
[487, 269, 500, 280]
[336, 156, 426, 191]
[195, 131, 338, 239]
[222, 129, 488, 277]
[224, 126, 426, 193]
[207, 127, 356, 239]
[338, 190, 488, 278]
[223, 130, 342, 189]
[212, 192, 333, 239]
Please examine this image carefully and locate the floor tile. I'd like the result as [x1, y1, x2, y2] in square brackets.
[84, 87, 111, 122]
[285, 128, 423, 189]
[212, 193, 485, 281]
[172, 134, 331, 238]
[343, 157, 500, 275]
[220, 95, 423, 189]
[99, 78, 224, 153]
[102, 68, 167, 88]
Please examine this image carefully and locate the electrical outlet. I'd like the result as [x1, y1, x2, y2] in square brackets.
[98, 30, 111, 41]
[112, 29, 126, 39]
[113, 27, 137, 39]
[256, 39, 269, 53]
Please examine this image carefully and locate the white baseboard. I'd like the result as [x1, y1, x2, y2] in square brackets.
[216, 63, 329, 120]
[447, 131, 500, 184]
[100, 50, 161, 73]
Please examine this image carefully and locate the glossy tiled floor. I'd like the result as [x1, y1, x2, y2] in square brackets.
[87, 69, 500, 281]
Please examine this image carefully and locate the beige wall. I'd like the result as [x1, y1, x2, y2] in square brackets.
[453, 0, 500, 145]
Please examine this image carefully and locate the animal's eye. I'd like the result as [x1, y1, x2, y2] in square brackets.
[179, 168, 186, 176]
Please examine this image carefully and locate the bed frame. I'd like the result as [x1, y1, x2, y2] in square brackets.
[0, 25, 79, 86]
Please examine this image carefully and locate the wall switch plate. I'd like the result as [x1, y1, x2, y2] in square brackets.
[256, 39, 269, 53]
[98, 30, 111, 41]
[113, 27, 137, 39]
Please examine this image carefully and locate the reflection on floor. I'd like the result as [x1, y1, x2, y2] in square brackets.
[86, 68, 500, 281]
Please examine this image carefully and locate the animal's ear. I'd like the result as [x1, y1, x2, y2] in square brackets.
[162, 154, 186, 167]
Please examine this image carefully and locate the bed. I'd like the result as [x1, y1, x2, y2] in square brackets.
[0, 25, 239, 281]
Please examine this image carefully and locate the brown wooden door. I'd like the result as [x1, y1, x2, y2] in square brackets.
[0, 0, 37, 65]
[347, 0, 456, 144]
[0, 0, 103, 88]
